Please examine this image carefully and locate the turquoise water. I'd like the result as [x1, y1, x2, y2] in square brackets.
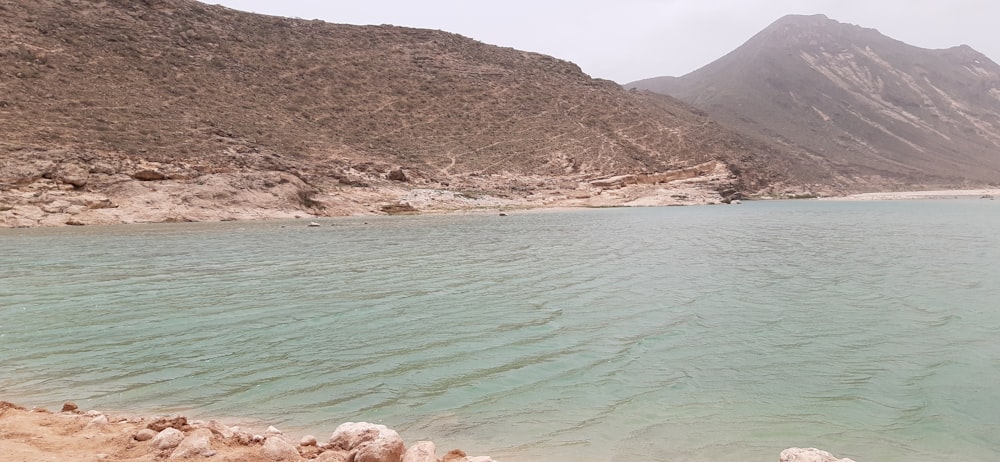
[2, 201, 999, 461]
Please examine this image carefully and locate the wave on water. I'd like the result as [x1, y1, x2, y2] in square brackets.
[2, 201, 999, 461]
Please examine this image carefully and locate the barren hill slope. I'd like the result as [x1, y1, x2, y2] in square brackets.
[630, 14, 1000, 186]
[1, 0, 798, 227]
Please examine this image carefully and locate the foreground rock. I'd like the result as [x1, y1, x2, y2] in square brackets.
[0, 404, 401, 461]
[262, 435, 301, 461]
[170, 428, 215, 458]
[151, 427, 186, 451]
[329, 422, 405, 462]
[402, 441, 437, 462]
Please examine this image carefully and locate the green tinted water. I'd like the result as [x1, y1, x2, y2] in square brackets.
[2, 200, 998, 461]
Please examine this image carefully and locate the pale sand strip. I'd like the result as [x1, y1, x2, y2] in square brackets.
[822, 189, 1000, 201]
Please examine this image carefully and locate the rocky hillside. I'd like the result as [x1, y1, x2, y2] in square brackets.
[1, 0, 796, 227]
[629, 14, 1000, 188]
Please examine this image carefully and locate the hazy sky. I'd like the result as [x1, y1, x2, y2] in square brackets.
[205, 0, 999, 84]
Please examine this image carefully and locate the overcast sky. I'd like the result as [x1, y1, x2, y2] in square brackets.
[205, 0, 999, 84]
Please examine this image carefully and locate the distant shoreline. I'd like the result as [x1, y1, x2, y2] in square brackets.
[820, 188, 1000, 201]
[3, 188, 998, 229]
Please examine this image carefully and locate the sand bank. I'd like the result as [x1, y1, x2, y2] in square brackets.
[822, 188, 1000, 201]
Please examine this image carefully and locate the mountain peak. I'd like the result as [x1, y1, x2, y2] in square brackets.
[629, 14, 1000, 187]
[750, 13, 882, 51]
[772, 13, 833, 25]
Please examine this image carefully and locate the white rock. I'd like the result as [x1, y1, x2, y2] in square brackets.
[328, 422, 404, 462]
[170, 428, 214, 459]
[134, 428, 158, 441]
[151, 427, 186, 451]
[266, 425, 283, 435]
[780, 447, 857, 462]
[402, 441, 436, 462]
[203, 420, 234, 439]
[262, 436, 301, 461]
[233, 430, 254, 445]
[87, 415, 109, 427]
[300, 435, 318, 447]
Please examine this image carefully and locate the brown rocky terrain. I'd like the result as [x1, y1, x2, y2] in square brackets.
[629, 14, 1000, 188]
[1, 0, 803, 227]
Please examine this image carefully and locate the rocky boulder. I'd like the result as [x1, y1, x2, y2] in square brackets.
[134, 428, 158, 441]
[402, 441, 436, 462]
[379, 202, 418, 215]
[201, 420, 234, 439]
[151, 427, 185, 451]
[387, 168, 407, 182]
[133, 169, 167, 181]
[261, 436, 301, 461]
[170, 428, 215, 459]
[328, 422, 405, 462]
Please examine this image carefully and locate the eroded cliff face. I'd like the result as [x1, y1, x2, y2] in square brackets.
[0, 147, 743, 228]
[630, 14, 1000, 188]
[2, 0, 791, 227]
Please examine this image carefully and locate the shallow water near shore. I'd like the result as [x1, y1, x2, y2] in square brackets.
[2, 200, 999, 461]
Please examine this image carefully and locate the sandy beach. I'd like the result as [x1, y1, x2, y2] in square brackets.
[1, 401, 269, 462]
[0, 401, 857, 462]
[0, 401, 498, 462]
[822, 188, 1000, 201]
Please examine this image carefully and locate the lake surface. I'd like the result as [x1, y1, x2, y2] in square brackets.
[2, 200, 999, 461]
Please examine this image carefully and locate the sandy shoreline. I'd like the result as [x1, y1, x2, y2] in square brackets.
[0, 400, 500, 462]
[819, 188, 1000, 201]
[0, 401, 858, 462]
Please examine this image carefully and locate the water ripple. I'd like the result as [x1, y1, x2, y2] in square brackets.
[2, 202, 1000, 461]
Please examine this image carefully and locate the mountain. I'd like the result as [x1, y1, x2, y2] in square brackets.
[629, 14, 1000, 187]
[1, 0, 798, 227]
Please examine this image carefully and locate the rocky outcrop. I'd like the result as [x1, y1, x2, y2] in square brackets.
[380, 202, 419, 215]
[590, 161, 724, 188]
[387, 168, 408, 182]
[0, 0, 815, 228]
[133, 169, 168, 181]
[780, 447, 857, 462]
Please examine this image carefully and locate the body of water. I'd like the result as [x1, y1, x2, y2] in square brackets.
[2, 200, 998, 461]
